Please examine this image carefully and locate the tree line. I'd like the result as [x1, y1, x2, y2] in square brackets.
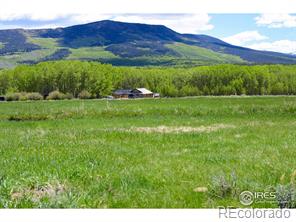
[1, 60, 296, 98]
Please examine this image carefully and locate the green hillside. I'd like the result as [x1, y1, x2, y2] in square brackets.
[67, 47, 118, 60]
[0, 20, 296, 68]
[0, 37, 247, 68]
[166, 43, 245, 64]
[0, 37, 60, 67]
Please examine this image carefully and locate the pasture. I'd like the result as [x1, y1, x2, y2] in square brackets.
[0, 96, 295, 208]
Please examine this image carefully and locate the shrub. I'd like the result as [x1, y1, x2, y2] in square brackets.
[5, 92, 30, 101]
[5, 93, 22, 101]
[64, 93, 74, 100]
[276, 184, 296, 208]
[276, 170, 296, 208]
[209, 172, 238, 198]
[19, 92, 28, 101]
[46, 91, 65, 100]
[78, 90, 92, 99]
[27, 92, 43, 101]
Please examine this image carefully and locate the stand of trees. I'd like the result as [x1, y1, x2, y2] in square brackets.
[1, 61, 296, 98]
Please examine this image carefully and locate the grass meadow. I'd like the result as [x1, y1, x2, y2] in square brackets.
[0, 96, 296, 208]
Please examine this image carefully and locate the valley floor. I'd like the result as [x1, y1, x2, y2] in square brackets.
[0, 96, 295, 208]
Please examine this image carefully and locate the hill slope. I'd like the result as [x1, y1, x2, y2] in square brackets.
[0, 20, 296, 68]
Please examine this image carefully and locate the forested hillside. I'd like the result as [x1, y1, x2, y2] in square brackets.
[1, 61, 296, 97]
[0, 20, 296, 68]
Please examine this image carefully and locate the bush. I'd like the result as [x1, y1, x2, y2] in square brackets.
[27, 92, 43, 101]
[276, 170, 296, 208]
[19, 92, 28, 101]
[5, 93, 22, 101]
[64, 93, 74, 100]
[78, 90, 92, 99]
[209, 172, 237, 198]
[46, 91, 65, 100]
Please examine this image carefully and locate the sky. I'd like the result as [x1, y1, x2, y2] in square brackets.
[0, 12, 296, 54]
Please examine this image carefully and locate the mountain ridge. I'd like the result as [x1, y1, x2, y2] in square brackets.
[0, 20, 296, 68]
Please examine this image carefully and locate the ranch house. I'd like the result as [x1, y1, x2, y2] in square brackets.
[113, 88, 154, 99]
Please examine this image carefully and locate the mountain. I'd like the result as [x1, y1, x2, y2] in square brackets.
[0, 20, 296, 68]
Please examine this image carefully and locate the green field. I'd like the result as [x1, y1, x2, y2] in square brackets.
[0, 96, 296, 208]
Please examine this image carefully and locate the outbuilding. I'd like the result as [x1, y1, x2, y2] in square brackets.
[130, 88, 154, 98]
[112, 89, 132, 99]
[112, 88, 155, 99]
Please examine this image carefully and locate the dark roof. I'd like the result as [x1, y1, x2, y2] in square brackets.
[113, 89, 132, 95]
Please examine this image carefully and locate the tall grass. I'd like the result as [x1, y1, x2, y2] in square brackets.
[0, 96, 296, 208]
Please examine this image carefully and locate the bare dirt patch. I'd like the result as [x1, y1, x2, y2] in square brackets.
[11, 182, 65, 202]
[128, 124, 235, 134]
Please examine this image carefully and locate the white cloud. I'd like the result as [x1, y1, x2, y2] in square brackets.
[0, 23, 63, 30]
[0, 0, 214, 33]
[69, 14, 112, 24]
[0, 7, 214, 34]
[106, 14, 214, 33]
[223, 30, 296, 54]
[222, 31, 268, 46]
[248, 40, 296, 54]
[43, 13, 214, 34]
[0, 0, 71, 21]
[255, 14, 296, 28]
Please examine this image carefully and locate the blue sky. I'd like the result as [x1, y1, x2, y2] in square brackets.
[0, 13, 296, 54]
[205, 14, 296, 41]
